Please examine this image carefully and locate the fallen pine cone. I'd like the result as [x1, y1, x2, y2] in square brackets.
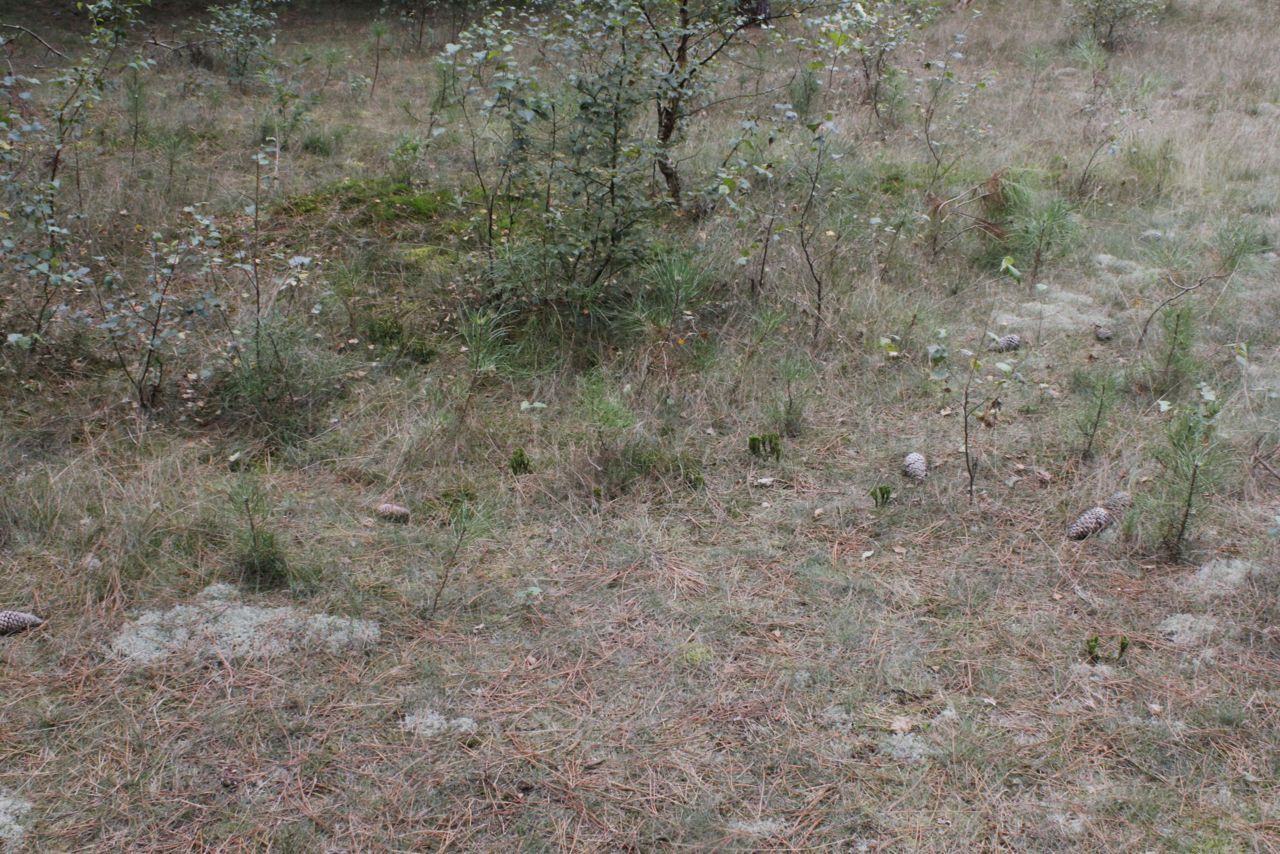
[988, 333, 1022, 353]
[376, 503, 411, 523]
[902, 452, 928, 481]
[1067, 506, 1113, 540]
[0, 611, 43, 635]
[1067, 493, 1130, 540]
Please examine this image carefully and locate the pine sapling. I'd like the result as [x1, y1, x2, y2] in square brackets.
[1076, 370, 1119, 460]
[1139, 388, 1223, 561]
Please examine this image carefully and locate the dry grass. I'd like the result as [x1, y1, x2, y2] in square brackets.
[2, 0, 1279, 850]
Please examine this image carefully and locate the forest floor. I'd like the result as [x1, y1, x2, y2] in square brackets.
[2, 0, 1279, 850]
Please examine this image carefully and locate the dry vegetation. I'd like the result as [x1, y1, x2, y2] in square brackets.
[2, 0, 1279, 850]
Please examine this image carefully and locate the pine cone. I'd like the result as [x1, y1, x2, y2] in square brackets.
[1067, 506, 1114, 540]
[902, 452, 928, 481]
[376, 503, 411, 523]
[988, 334, 1022, 353]
[0, 611, 43, 635]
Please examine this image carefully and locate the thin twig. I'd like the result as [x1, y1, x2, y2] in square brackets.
[1, 24, 67, 58]
[1136, 268, 1229, 348]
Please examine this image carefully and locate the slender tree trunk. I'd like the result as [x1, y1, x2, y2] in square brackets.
[738, 0, 770, 26]
[655, 1, 691, 207]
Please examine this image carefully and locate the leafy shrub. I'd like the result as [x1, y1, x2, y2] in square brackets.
[388, 134, 428, 185]
[86, 207, 227, 410]
[1067, 0, 1164, 49]
[203, 0, 287, 83]
[806, 0, 935, 122]
[1, 2, 151, 344]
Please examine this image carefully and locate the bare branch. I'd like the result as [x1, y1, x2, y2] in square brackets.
[1136, 268, 1230, 348]
[1, 23, 68, 58]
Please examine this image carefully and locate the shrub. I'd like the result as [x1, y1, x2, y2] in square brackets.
[435, 2, 904, 332]
[998, 191, 1079, 281]
[592, 438, 705, 498]
[216, 323, 351, 444]
[1146, 304, 1197, 399]
[230, 477, 294, 589]
[1074, 370, 1120, 460]
[1, 1, 151, 345]
[806, 0, 935, 123]
[203, 0, 287, 83]
[1131, 388, 1225, 561]
[1067, 0, 1164, 50]
[87, 207, 227, 411]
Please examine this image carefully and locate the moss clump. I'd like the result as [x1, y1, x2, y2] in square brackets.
[510, 448, 533, 476]
[595, 439, 704, 497]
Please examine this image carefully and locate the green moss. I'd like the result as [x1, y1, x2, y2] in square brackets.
[402, 245, 459, 275]
[595, 438, 704, 497]
[509, 447, 533, 476]
[364, 314, 405, 347]
[402, 337, 437, 365]
[368, 187, 457, 223]
[274, 178, 458, 225]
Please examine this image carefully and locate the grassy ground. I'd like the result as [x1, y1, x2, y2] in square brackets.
[2, 0, 1279, 850]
